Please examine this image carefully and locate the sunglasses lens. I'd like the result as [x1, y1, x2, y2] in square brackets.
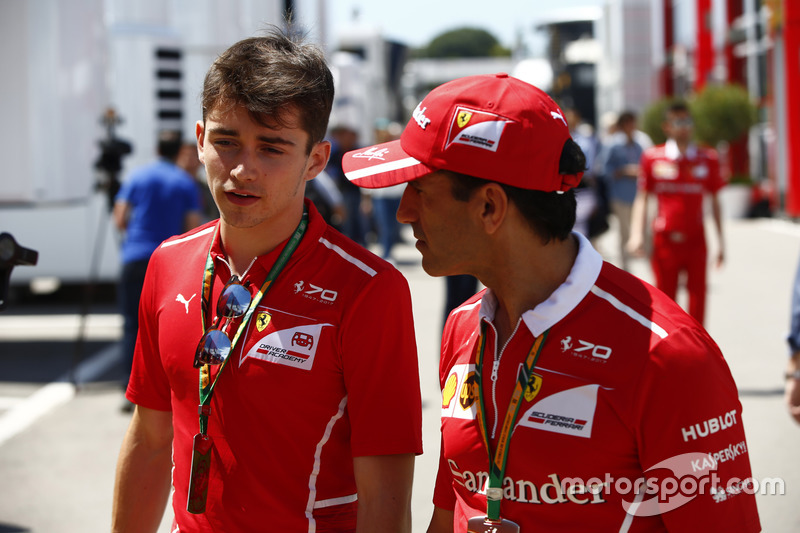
[195, 329, 232, 366]
[218, 282, 251, 318]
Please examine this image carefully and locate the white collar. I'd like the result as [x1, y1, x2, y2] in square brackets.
[479, 232, 603, 337]
[664, 139, 698, 161]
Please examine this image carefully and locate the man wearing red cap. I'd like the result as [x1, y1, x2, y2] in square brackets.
[343, 74, 759, 532]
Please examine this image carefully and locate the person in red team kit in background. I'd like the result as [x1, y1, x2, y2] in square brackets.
[112, 29, 422, 533]
[628, 102, 725, 326]
[343, 74, 759, 532]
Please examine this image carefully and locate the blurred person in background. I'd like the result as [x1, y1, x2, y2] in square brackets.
[327, 123, 369, 245]
[304, 168, 346, 229]
[628, 101, 724, 326]
[113, 130, 203, 411]
[177, 140, 218, 222]
[366, 119, 406, 262]
[786, 251, 800, 424]
[565, 107, 607, 242]
[603, 110, 651, 270]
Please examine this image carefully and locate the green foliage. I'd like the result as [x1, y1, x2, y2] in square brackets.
[641, 97, 677, 146]
[690, 84, 757, 146]
[419, 27, 510, 58]
[640, 84, 757, 147]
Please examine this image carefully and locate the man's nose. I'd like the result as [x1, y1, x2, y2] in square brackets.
[230, 151, 258, 181]
[396, 186, 417, 224]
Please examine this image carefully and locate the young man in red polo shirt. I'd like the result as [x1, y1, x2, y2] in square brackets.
[343, 75, 759, 532]
[628, 102, 725, 326]
[112, 30, 422, 532]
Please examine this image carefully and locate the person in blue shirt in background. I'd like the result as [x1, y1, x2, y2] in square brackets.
[113, 130, 203, 411]
[787, 252, 800, 424]
[603, 111, 652, 271]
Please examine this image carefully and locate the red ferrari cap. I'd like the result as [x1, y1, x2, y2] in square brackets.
[342, 73, 582, 191]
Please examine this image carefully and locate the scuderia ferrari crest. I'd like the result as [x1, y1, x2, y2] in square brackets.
[446, 106, 512, 152]
[256, 311, 271, 332]
[457, 110, 472, 128]
[524, 373, 543, 402]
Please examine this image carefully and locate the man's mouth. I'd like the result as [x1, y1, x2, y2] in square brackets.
[225, 190, 260, 205]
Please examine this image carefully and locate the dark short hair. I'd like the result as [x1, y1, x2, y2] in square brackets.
[446, 138, 583, 243]
[157, 130, 182, 160]
[666, 101, 690, 117]
[617, 110, 637, 127]
[201, 27, 334, 152]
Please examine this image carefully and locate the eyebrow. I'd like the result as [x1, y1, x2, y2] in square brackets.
[207, 127, 296, 146]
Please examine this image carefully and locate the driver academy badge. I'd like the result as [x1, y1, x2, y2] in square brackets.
[256, 311, 271, 332]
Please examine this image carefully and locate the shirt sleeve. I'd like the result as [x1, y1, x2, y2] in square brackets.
[115, 173, 136, 204]
[638, 148, 655, 193]
[432, 438, 457, 510]
[704, 149, 725, 194]
[340, 268, 423, 457]
[633, 326, 760, 531]
[125, 251, 173, 411]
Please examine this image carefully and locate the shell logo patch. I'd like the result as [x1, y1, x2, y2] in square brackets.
[446, 106, 511, 153]
[442, 373, 458, 409]
[441, 364, 477, 420]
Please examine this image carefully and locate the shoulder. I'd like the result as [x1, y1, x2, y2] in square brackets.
[590, 262, 699, 348]
[696, 145, 719, 162]
[153, 221, 216, 259]
[442, 290, 485, 348]
[590, 264, 724, 377]
[642, 144, 667, 159]
[318, 226, 394, 277]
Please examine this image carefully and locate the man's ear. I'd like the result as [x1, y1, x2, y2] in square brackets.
[475, 182, 508, 235]
[304, 140, 331, 181]
[195, 120, 206, 165]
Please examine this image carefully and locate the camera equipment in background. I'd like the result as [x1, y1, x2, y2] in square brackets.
[0, 233, 39, 311]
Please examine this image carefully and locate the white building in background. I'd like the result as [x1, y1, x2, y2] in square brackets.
[595, 0, 657, 124]
[0, 0, 317, 288]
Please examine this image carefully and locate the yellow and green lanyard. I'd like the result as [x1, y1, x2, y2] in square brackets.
[187, 208, 307, 514]
[473, 320, 549, 521]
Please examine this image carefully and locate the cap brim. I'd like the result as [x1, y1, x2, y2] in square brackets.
[342, 140, 435, 189]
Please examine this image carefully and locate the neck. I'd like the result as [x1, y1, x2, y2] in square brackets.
[219, 207, 304, 276]
[673, 138, 690, 154]
[477, 233, 579, 346]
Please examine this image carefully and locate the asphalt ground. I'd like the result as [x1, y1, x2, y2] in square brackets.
[1, 215, 799, 532]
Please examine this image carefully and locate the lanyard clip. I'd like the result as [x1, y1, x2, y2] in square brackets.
[486, 487, 503, 502]
[198, 404, 211, 416]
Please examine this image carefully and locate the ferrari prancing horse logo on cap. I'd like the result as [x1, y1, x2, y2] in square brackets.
[447, 106, 511, 153]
